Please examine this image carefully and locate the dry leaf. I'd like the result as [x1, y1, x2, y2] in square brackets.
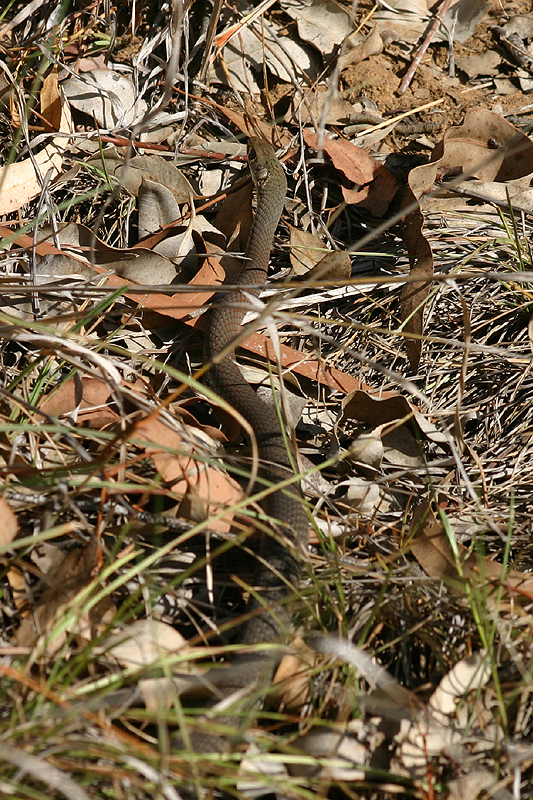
[39, 376, 121, 428]
[209, 19, 317, 94]
[306, 250, 351, 281]
[40, 69, 62, 131]
[288, 225, 329, 276]
[410, 109, 533, 200]
[434, 0, 491, 44]
[338, 25, 384, 71]
[283, 0, 354, 55]
[410, 503, 533, 602]
[429, 653, 490, 719]
[399, 110, 533, 370]
[342, 389, 413, 427]
[101, 619, 186, 667]
[38, 220, 180, 284]
[372, 0, 430, 44]
[62, 69, 147, 128]
[13, 539, 99, 652]
[135, 417, 242, 534]
[0, 94, 72, 214]
[0, 498, 18, 547]
[272, 639, 315, 711]
[303, 131, 397, 217]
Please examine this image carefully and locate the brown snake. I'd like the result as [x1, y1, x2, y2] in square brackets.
[179, 138, 309, 752]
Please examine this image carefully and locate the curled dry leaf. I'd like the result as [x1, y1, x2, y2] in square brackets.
[303, 130, 398, 217]
[86, 152, 198, 204]
[342, 389, 414, 427]
[342, 389, 425, 468]
[0, 498, 18, 547]
[209, 18, 317, 94]
[339, 477, 385, 520]
[62, 69, 147, 128]
[400, 109, 533, 370]
[39, 221, 180, 284]
[101, 619, 186, 668]
[0, 88, 72, 214]
[306, 635, 494, 782]
[372, 0, 431, 44]
[13, 539, 100, 653]
[272, 638, 315, 712]
[429, 652, 490, 719]
[39, 375, 121, 429]
[138, 178, 182, 238]
[135, 417, 242, 534]
[409, 502, 533, 603]
[338, 25, 385, 71]
[283, 0, 354, 56]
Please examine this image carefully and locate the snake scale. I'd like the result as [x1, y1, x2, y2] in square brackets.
[179, 138, 309, 752]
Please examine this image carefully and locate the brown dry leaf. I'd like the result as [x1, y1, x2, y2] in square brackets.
[135, 417, 242, 534]
[272, 638, 315, 711]
[303, 130, 397, 217]
[88, 152, 198, 204]
[40, 69, 63, 131]
[288, 225, 329, 276]
[287, 225, 351, 282]
[338, 25, 384, 71]
[39, 376, 121, 428]
[0, 224, 88, 265]
[0, 89, 72, 214]
[410, 503, 533, 602]
[40, 221, 180, 284]
[400, 110, 533, 370]
[0, 498, 18, 547]
[410, 109, 533, 199]
[306, 250, 351, 281]
[14, 539, 99, 652]
[6, 565, 27, 611]
[342, 389, 413, 427]
[101, 619, 186, 668]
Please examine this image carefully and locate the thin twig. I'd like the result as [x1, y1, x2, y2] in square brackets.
[397, 0, 455, 94]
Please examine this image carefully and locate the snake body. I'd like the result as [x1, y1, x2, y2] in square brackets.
[191, 138, 308, 750]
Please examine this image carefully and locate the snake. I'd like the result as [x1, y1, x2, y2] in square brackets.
[180, 138, 309, 752]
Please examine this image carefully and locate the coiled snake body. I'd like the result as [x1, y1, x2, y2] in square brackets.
[188, 138, 309, 751]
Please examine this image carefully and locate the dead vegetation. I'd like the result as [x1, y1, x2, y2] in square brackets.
[2, 0, 533, 798]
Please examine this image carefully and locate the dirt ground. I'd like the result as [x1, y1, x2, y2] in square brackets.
[343, 0, 533, 135]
